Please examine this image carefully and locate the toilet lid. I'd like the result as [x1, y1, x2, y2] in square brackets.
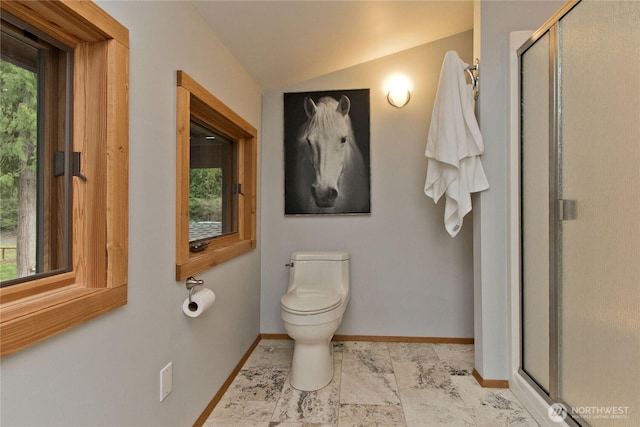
[281, 290, 342, 314]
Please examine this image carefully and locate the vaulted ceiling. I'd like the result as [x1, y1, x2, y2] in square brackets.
[192, 1, 474, 91]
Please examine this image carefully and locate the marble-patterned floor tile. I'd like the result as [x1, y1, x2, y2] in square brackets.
[258, 339, 295, 349]
[387, 342, 440, 363]
[471, 406, 540, 427]
[208, 397, 277, 423]
[203, 340, 541, 427]
[450, 376, 539, 426]
[441, 358, 474, 376]
[450, 375, 517, 409]
[338, 403, 407, 426]
[269, 423, 335, 427]
[392, 359, 458, 394]
[432, 343, 474, 362]
[467, 389, 540, 427]
[341, 371, 400, 405]
[339, 341, 389, 352]
[271, 385, 340, 424]
[271, 385, 339, 423]
[331, 341, 346, 352]
[399, 387, 474, 427]
[342, 348, 393, 374]
[224, 368, 288, 403]
[271, 357, 341, 424]
[203, 417, 271, 427]
[243, 341, 294, 370]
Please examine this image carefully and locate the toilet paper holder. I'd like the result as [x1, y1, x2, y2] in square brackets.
[185, 276, 205, 308]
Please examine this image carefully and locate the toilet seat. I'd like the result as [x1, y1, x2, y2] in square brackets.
[281, 290, 342, 315]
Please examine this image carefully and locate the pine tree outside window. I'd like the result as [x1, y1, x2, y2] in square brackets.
[1, 15, 73, 286]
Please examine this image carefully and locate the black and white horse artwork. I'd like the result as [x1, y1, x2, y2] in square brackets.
[285, 90, 370, 215]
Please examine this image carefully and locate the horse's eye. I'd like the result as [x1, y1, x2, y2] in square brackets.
[340, 136, 347, 144]
[306, 138, 311, 146]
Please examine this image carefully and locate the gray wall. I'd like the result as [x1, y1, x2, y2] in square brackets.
[260, 31, 476, 338]
[0, 1, 572, 425]
[0, 2, 262, 426]
[473, 0, 565, 380]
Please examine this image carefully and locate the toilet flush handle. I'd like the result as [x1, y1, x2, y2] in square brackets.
[285, 262, 294, 268]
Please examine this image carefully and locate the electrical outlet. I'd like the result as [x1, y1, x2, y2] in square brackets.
[160, 362, 172, 402]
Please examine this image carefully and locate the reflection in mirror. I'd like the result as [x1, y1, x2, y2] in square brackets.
[189, 119, 238, 250]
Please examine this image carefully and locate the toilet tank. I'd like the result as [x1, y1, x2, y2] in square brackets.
[288, 251, 350, 294]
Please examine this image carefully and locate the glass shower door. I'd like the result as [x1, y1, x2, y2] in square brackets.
[557, 1, 640, 424]
[520, 31, 551, 394]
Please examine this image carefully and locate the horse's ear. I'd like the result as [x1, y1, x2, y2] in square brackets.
[337, 95, 351, 116]
[304, 97, 317, 118]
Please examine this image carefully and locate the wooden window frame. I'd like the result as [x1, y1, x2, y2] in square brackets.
[0, 1, 129, 358]
[176, 71, 257, 280]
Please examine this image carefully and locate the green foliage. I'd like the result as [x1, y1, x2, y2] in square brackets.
[1, 60, 37, 231]
[1, 60, 38, 171]
[189, 168, 223, 222]
[0, 261, 17, 282]
[0, 174, 18, 230]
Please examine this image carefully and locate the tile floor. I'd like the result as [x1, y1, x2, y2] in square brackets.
[204, 339, 539, 427]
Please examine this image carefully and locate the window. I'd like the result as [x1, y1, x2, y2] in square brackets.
[0, 1, 129, 357]
[176, 71, 257, 280]
[189, 120, 238, 246]
[1, 15, 73, 285]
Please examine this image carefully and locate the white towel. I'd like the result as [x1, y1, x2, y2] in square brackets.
[424, 50, 489, 237]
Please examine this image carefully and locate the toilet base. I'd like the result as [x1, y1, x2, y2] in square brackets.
[289, 339, 334, 391]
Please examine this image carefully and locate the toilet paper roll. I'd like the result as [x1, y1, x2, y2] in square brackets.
[182, 288, 216, 318]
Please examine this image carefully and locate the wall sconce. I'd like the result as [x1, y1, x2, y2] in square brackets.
[385, 74, 413, 108]
[387, 87, 411, 108]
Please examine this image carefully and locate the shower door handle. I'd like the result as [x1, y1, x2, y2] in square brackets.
[558, 199, 577, 221]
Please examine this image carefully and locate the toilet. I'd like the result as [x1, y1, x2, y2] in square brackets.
[280, 251, 350, 391]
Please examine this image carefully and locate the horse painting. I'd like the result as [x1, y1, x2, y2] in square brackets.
[285, 92, 370, 215]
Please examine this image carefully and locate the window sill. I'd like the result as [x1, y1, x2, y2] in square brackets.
[0, 284, 127, 357]
[176, 237, 256, 281]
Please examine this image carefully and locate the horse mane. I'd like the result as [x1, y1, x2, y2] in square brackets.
[296, 97, 366, 175]
[297, 97, 355, 148]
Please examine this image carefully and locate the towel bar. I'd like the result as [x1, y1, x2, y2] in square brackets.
[465, 59, 480, 101]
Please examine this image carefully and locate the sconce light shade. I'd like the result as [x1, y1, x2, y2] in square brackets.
[387, 88, 411, 108]
[384, 73, 413, 108]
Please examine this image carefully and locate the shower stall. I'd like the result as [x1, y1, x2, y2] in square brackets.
[518, 0, 639, 425]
